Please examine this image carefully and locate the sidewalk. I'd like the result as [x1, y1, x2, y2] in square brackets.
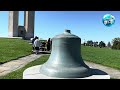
[0, 54, 44, 76]
[85, 61, 120, 79]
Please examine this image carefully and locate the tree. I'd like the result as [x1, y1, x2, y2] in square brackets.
[86, 40, 93, 46]
[112, 37, 120, 44]
[99, 41, 106, 48]
[93, 41, 98, 47]
[112, 37, 120, 50]
[83, 42, 86, 46]
[107, 42, 111, 48]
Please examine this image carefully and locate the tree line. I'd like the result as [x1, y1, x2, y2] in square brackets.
[83, 37, 120, 50]
[83, 40, 108, 48]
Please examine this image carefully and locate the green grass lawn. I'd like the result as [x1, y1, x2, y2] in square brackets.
[81, 45, 120, 69]
[0, 38, 32, 63]
[2, 45, 120, 79]
[0, 55, 49, 79]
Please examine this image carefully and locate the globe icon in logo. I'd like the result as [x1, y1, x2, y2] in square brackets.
[102, 14, 115, 27]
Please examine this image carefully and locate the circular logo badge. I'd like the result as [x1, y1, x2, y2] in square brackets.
[102, 14, 115, 27]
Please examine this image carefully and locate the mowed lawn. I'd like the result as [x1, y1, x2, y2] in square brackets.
[81, 45, 120, 69]
[1, 45, 120, 79]
[0, 38, 32, 63]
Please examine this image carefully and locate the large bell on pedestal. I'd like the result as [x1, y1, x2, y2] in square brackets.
[40, 30, 91, 78]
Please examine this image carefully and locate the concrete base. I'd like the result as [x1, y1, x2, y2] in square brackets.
[23, 65, 110, 79]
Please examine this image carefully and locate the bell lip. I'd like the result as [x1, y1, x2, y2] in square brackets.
[39, 64, 92, 78]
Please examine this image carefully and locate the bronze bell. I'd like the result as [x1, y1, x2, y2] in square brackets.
[40, 30, 91, 78]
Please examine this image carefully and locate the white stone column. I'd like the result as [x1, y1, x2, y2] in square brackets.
[24, 11, 35, 39]
[8, 11, 19, 37]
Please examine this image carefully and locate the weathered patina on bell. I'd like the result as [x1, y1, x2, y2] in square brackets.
[39, 30, 91, 78]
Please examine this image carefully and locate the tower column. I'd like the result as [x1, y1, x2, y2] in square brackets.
[24, 11, 35, 39]
[8, 11, 19, 37]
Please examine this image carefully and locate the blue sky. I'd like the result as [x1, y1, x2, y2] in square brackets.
[0, 11, 120, 44]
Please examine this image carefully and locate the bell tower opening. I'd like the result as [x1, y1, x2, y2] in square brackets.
[18, 11, 24, 26]
[18, 11, 26, 39]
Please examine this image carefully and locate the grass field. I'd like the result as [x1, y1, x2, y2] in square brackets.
[1, 45, 120, 79]
[81, 45, 120, 69]
[0, 38, 32, 63]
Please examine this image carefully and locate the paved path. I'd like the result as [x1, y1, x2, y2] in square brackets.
[85, 61, 120, 79]
[0, 54, 44, 76]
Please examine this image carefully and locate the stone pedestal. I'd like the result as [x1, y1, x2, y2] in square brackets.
[23, 65, 110, 79]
